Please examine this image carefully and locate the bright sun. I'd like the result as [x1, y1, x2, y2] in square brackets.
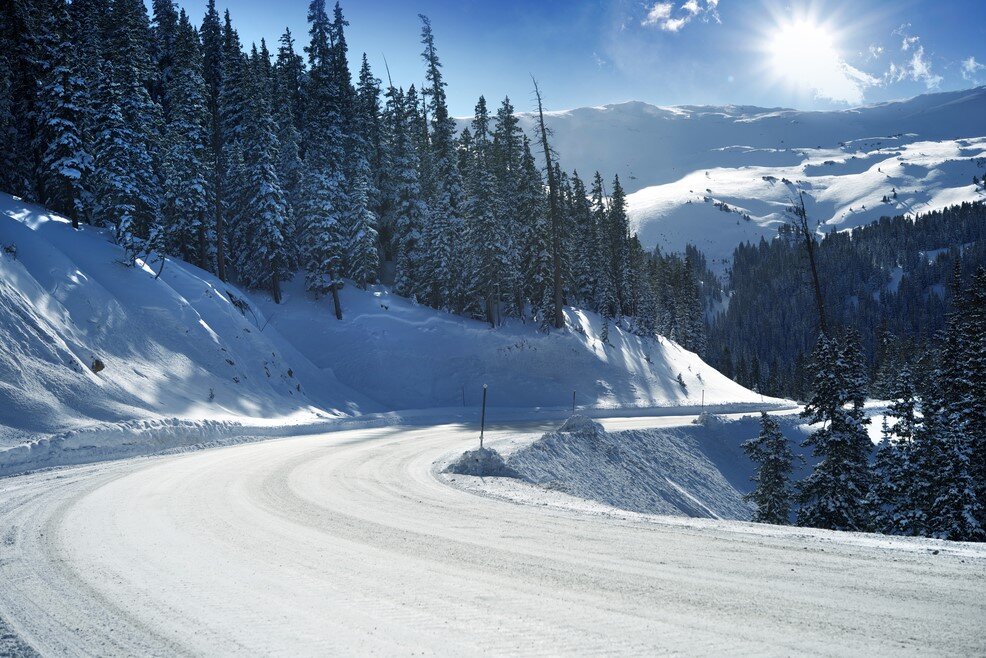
[768, 20, 839, 84]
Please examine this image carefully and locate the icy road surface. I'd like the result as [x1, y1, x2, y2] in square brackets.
[1, 416, 984, 655]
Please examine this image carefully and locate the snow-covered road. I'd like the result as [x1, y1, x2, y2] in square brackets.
[1, 417, 984, 655]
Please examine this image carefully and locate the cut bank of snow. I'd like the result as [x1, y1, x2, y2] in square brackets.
[444, 413, 811, 521]
[0, 192, 781, 475]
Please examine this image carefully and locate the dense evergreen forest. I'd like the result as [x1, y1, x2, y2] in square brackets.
[0, 0, 707, 342]
[707, 201, 986, 399]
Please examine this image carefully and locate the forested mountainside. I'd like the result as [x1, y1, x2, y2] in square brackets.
[705, 201, 986, 400]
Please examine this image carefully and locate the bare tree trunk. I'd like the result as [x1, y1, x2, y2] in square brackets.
[331, 283, 343, 320]
[792, 192, 828, 336]
[215, 197, 227, 281]
[532, 78, 564, 330]
[271, 276, 282, 305]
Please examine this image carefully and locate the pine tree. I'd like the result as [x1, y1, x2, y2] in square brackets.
[200, 0, 227, 280]
[608, 175, 632, 317]
[386, 85, 428, 300]
[464, 96, 510, 325]
[346, 153, 379, 289]
[742, 412, 795, 525]
[101, 0, 164, 257]
[34, 2, 92, 228]
[238, 44, 292, 303]
[590, 172, 617, 318]
[300, 0, 349, 319]
[797, 334, 874, 531]
[160, 10, 212, 268]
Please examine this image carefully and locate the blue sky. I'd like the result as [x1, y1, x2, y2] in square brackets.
[161, 0, 986, 115]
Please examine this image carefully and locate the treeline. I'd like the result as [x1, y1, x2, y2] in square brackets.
[745, 267, 986, 541]
[709, 202, 986, 399]
[0, 0, 705, 340]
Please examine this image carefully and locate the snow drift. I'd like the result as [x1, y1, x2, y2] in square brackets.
[459, 414, 812, 521]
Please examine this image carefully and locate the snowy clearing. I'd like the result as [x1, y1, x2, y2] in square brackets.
[1, 415, 983, 655]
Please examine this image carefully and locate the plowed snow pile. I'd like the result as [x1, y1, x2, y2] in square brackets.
[494, 415, 809, 520]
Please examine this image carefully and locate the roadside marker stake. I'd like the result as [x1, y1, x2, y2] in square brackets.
[480, 384, 488, 449]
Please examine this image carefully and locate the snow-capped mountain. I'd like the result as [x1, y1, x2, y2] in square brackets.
[517, 86, 986, 265]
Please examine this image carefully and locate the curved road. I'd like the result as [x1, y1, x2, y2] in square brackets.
[1, 418, 984, 655]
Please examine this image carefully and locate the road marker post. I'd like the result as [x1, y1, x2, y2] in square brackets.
[480, 384, 488, 449]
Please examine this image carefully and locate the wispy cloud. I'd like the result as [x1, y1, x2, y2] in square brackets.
[641, 0, 720, 32]
[885, 27, 942, 90]
[961, 56, 985, 83]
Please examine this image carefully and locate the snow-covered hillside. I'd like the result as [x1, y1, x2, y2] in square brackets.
[0, 192, 777, 462]
[0, 194, 372, 448]
[515, 86, 986, 265]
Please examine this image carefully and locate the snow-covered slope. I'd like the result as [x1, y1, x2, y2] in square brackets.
[0, 194, 372, 448]
[514, 86, 986, 265]
[0, 192, 777, 459]
[248, 278, 772, 412]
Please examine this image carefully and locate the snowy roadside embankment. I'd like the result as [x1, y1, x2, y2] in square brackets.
[441, 413, 811, 521]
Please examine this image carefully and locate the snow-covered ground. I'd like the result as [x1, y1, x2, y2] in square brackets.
[0, 191, 783, 475]
[511, 86, 986, 266]
[1, 416, 983, 655]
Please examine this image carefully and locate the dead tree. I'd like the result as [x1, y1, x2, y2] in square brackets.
[532, 77, 564, 330]
[789, 191, 828, 336]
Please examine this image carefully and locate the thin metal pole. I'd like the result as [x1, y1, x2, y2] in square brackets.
[701, 389, 705, 414]
[572, 390, 576, 415]
[480, 384, 488, 449]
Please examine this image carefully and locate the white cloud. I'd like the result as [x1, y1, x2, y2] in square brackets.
[641, 2, 673, 27]
[962, 56, 985, 83]
[868, 44, 884, 59]
[882, 27, 943, 90]
[908, 46, 943, 89]
[641, 0, 720, 32]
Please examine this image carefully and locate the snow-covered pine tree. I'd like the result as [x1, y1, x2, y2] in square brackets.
[199, 0, 227, 281]
[491, 96, 525, 317]
[418, 14, 465, 311]
[870, 415, 912, 535]
[463, 96, 510, 325]
[567, 171, 596, 307]
[346, 152, 379, 289]
[160, 10, 212, 268]
[742, 412, 795, 525]
[608, 175, 633, 317]
[516, 137, 554, 330]
[34, 1, 92, 229]
[386, 85, 429, 300]
[271, 28, 304, 268]
[101, 0, 164, 260]
[797, 333, 874, 532]
[300, 0, 349, 319]
[590, 172, 617, 318]
[216, 10, 249, 277]
[237, 43, 292, 304]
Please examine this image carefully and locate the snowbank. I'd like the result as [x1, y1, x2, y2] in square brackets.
[447, 414, 811, 521]
[444, 447, 517, 477]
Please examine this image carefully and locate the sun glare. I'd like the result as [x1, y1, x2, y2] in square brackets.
[768, 20, 839, 84]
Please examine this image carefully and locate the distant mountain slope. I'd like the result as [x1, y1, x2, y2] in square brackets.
[510, 86, 986, 264]
[0, 193, 779, 454]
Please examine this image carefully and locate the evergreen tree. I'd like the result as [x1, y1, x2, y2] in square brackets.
[797, 334, 874, 531]
[300, 0, 349, 319]
[34, 2, 92, 228]
[238, 44, 292, 303]
[742, 412, 795, 525]
[160, 10, 212, 268]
